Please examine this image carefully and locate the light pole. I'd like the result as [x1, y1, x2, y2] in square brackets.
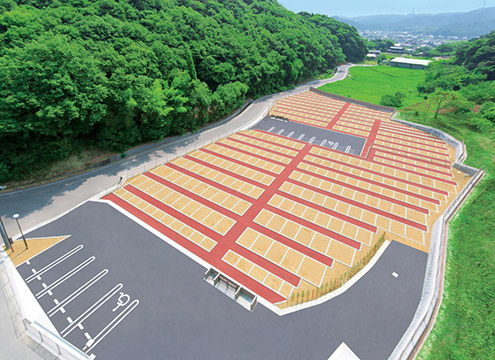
[12, 214, 28, 250]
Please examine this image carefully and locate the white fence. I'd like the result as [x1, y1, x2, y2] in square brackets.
[389, 115, 485, 359]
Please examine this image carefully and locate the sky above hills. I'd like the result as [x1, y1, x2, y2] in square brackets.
[279, 0, 495, 17]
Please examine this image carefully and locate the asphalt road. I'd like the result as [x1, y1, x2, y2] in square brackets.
[0, 64, 352, 239]
[20, 201, 427, 360]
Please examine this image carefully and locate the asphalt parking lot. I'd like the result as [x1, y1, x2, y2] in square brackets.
[254, 117, 366, 155]
[18, 201, 427, 360]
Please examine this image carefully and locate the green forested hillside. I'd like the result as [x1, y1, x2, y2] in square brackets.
[0, 0, 366, 182]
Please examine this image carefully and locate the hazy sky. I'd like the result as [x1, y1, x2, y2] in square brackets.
[278, 0, 495, 17]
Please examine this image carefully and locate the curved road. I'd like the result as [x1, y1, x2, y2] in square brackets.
[0, 64, 428, 360]
[0, 64, 352, 238]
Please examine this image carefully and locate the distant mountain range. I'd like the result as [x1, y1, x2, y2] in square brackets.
[335, 7, 495, 38]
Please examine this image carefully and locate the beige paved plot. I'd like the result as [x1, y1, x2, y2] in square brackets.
[189, 150, 275, 186]
[205, 143, 285, 174]
[222, 250, 295, 298]
[128, 175, 235, 235]
[150, 167, 251, 216]
[113, 188, 217, 252]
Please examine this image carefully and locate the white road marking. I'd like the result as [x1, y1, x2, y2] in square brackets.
[42, 283, 47, 289]
[48, 269, 108, 317]
[67, 317, 73, 324]
[31, 268, 36, 274]
[309, 136, 315, 144]
[61, 284, 123, 338]
[35, 257, 95, 299]
[320, 139, 327, 146]
[60, 308, 66, 314]
[84, 332, 92, 340]
[392, 272, 399, 278]
[26, 260, 30, 265]
[268, 127, 275, 132]
[333, 142, 339, 150]
[53, 299, 59, 305]
[277, 129, 285, 135]
[88, 354, 96, 360]
[83, 299, 139, 353]
[26, 245, 84, 283]
[78, 323, 84, 330]
[297, 134, 305, 140]
[345, 146, 351, 153]
[287, 131, 294, 137]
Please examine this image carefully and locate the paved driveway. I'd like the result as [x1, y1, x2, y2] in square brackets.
[19, 201, 427, 360]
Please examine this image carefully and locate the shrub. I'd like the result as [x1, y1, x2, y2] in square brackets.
[380, 91, 405, 107]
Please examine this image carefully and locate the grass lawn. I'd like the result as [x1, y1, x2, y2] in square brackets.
[318, 65, 426, 108]
[320, 72, 495, 359]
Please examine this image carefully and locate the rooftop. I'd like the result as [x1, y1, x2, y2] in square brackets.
[390, 57, 432, 66]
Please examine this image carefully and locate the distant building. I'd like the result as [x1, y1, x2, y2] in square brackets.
[390, 57, 432, 70]
[368, 50, 381, 55]
[366, 53, 377, 60]
[388, 46, 404, 54]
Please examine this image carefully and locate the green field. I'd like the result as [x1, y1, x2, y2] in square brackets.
[318, 65, 426, 108]
[319, 69, 495, 359]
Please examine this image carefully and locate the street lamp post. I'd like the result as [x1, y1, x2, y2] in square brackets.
[12, 214, 28, 250]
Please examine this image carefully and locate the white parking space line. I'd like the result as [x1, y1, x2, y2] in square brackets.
[333, 142, 339, 150]
[309, 136, 315, 144]
[321, 139, 327, 146]
[61, 284, 123, 338]
[297, 134, 305, 140]
[345, 146, 351, 153]
[287, 131, 294, 137]
[83, 299, 140, 354]
[277, 129, 285, 135]
[35, 257, 95, 299]
[26, 245, 84, 283]
[268, 127, 275, 132]
[48, 269, 109, 317]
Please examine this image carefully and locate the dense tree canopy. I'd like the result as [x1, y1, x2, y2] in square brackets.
[416, 31, 495, 132]
[0, 0, 366, 182]
[455, 31, 495, 81]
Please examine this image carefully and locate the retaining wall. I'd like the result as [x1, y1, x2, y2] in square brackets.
[389, 115, 485, 360]
[309, 87, 396, 113]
